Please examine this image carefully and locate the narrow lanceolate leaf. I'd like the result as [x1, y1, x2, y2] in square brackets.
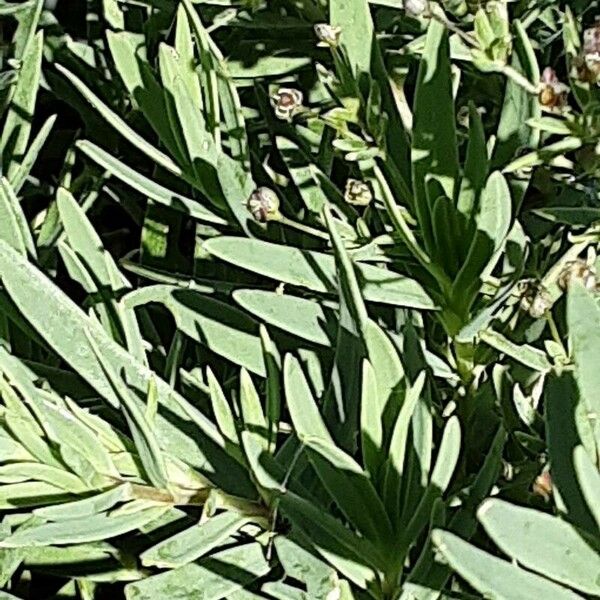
[0, 505, 169, 547]
[0, 178, 35, 256]
[34, 485, 132, 521]
[0, 239, 255, 496]
[10, 113, 56, 193]
[233, 290, 337, 347]
[88, 336, 169, 489]
[574, 446, 600, 530]
[330, 0, 373, 75]
[274, 535, 339, 599]
[360, 360, 383, 478]
[478, 499, 600, 595]
[125, 543, 270, 600]
[479, 329, 551, 372]
[303, 435, 393, 548]
[432, 530, 584, 600]
[568, 282, 600, 455]
[284, 354, 333, 445]
[278, 490, 381, 588]
[239, 368, 268, 451]
[141, 512, 250, 568]
[412, 19, 459, 253]
[77, 141, 225, 225]
[124, 285, 265, 376]
[0, 31, 43, 179]
[205, 237, 436, 309]
[55, 64, 182, 176]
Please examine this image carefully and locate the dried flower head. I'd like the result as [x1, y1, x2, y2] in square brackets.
[314, 23, 341, 48]
[518, 280, 552, 318]
[404, 0, 429, 18]
[344, 179, 373, 207]
[246, 187, 281, 223]
[532, 469, 552, 502]
[558, 259, 597, 291]
[270, 88, 303, 122]
[538, 67, 568, 111]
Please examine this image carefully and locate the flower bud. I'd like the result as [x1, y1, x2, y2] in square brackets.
[558, 259, 597, 291]
[314, 23, 341, 48]
[575, 24, 600, 84]
[270, 88, 303, 122]
[344, 179, 373, 207]
[404, 0, 429, 17]
[538, 67, 568, 111]
[246, 187, 281, 223]
[518, 280, 552, 318]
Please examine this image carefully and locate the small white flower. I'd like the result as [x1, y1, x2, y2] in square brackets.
[270, 88, 304, 122]
[314, 23, 342, 48]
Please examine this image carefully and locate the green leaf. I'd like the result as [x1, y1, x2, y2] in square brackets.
[479, 329, 551, 372]
[0, 31, 43, 179]
[432, 530, 583, 600]
[141, 511, 250, 568]
[36, 398, 120, 481]
[330, 0, 373, 75]
[492, 19, 540, 169]
[458, 103, 488, 220]
[0, 463, 86, 492]
[412, 19, 459, 253]
[260, 325, 282, 453]
[0, 504, 169, 547]
[34, 485, 132, 521]
[274, 535, 339, 599]
[568, 282, 600, 454]
[574, 446, 600, 530]
[451, 171, 512, 316]
[206, 368, 241, 456]
[87, 336, 168, 489]
[0, 177, 35, 257]
[125, 543, 270, 600]
[55, 64, 182, 176]
[233, 290, 336, 347]
[360, 360, 383, 478]
[284, 354, 333, 444]
[0, 482, 68, 509]
[278, 491, 380, 588]
[205, 237, 436, 309]
[9, 114, 56, 194]
[174, 5, 202, 111]
[239, 368, 268, 450]
[478, 499, 600, 595]
[303, 435, 393, 548]
[0, 239, 253, 495]
[57, 187, 128, 290]
[124, 285, 265, 376]
[77, 141, 225, 225]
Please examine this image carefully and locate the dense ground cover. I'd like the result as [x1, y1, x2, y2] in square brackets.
[0, 0, 599, 598]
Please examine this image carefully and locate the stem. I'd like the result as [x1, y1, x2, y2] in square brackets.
[546, 311, 567, 357]
[499, 64, 539, 95]
[278, 215, 330, 240]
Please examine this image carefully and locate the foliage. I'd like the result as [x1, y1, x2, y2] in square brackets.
[0, 0, 599, 598]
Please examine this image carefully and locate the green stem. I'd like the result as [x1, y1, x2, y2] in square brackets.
[278, 215, 330, 240]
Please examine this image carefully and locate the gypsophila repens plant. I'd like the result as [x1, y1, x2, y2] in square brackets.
[0, 0, 598, 598]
